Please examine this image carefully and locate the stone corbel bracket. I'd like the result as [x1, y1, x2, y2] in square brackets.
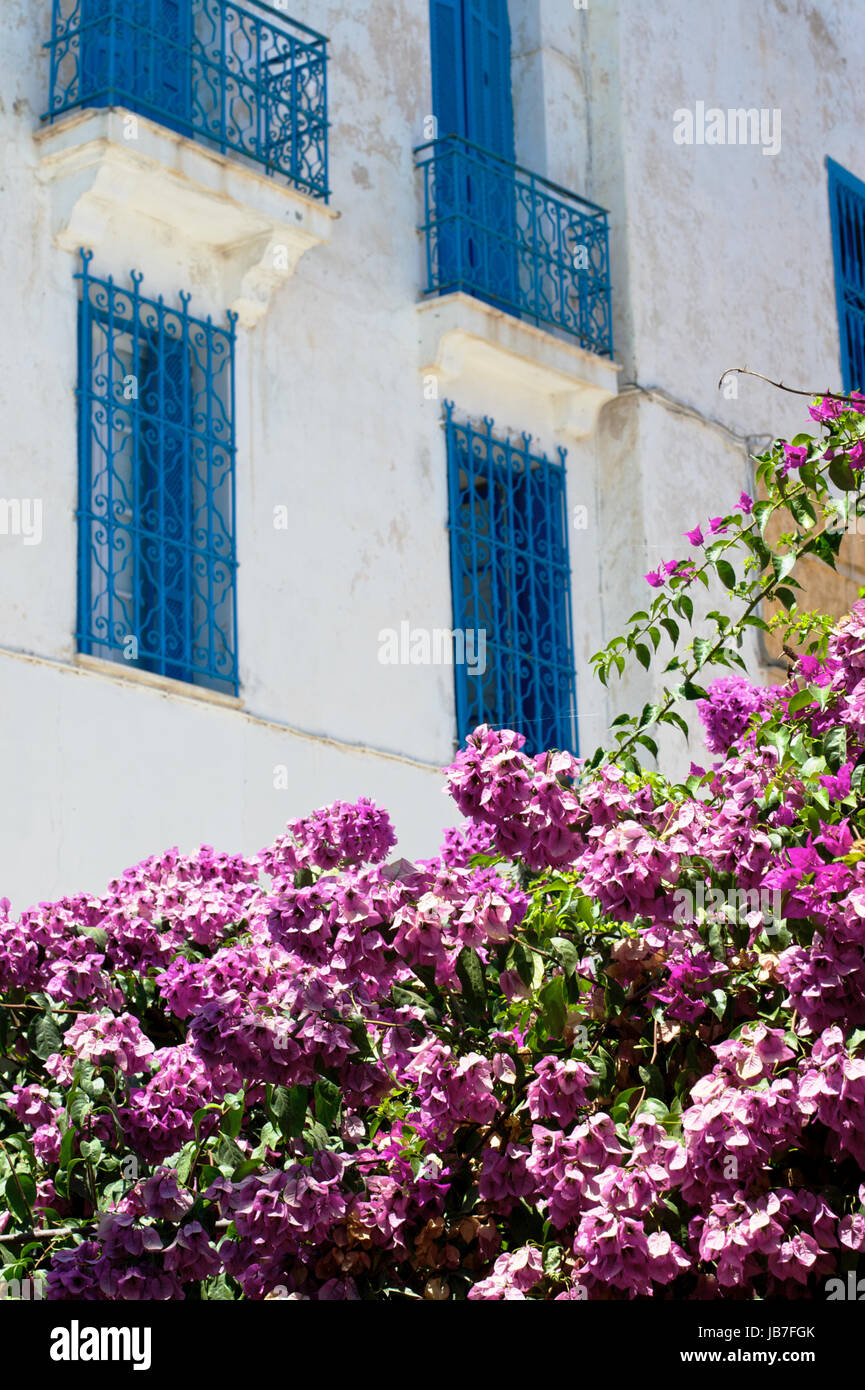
[35, 108, 337, 327]
[417, 292, 620, 436]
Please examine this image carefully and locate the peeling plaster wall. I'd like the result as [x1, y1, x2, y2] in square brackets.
[583, 0, 865, 744]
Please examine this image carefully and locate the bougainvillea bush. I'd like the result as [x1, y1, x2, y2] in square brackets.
[6, 392, 865, 1300]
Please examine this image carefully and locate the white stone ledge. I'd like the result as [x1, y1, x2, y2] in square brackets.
[75, 653, 243, 708]
[416, 292, 620, 436]
[35, 108, 337, 326]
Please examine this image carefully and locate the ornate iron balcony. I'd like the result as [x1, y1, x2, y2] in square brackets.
[44, 0, 329, 201]
[415, 135, 612, 358]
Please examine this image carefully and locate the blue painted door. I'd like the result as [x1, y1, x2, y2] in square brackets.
[462, 0, 514, 159]
[79, 0, 192, 135]
[429, 0, 517, 308]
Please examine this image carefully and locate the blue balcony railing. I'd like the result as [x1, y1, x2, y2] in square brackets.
[415, 135, 612, 358]
[43, 0, 329, 201]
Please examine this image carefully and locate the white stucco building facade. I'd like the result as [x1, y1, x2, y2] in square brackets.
[0, 0, 863, 909]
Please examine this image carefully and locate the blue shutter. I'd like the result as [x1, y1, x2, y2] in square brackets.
[430, 0, 514, 154]
[137, 335, 193, 683]
[79, 0, 191, 134]
[79, 0, 113, 106]
[463, 0, 516, 311]
[430, 0, 466, 138]
[143, 0, 192, 135]
[429, 1, 517, 312]
[829, 158, 865, 394]
[463, 0, 514, 160]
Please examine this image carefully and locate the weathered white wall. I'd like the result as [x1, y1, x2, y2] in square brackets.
[0, 0, 610, 908]
[583, 0, 865, 757]
[1, 0, 862, 907]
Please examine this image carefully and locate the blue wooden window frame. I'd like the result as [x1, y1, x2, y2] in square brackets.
[828, 157, 865, 394]
[444, 402, 578, 755]
[75, 250, 239, 695]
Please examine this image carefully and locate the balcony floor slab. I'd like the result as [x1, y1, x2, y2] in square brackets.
[35, 108, 337, 326]
[416, 292, 620, 437]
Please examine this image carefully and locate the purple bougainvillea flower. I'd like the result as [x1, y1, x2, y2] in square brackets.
[782, 443, 808, 474]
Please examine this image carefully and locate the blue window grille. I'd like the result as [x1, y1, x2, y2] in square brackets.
[828, 158, 865, 393]
[415, 137, 613, 358]
[76, 250, 238, 695]
[445, 403, 578, 755]
[44, 0, 329, 201]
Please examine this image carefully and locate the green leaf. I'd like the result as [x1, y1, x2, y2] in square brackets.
[271, 1084, 309, 1140]
[716, 559, 736, 590]
[57, 1127, 76, 1169]
[829, 457, 859, 491]
[175, 1144, 196, 1185]
[538, 975, 567, 1038]
[753, 500, 772, 536]
[772, 552, 797, 585]
[789, 495, 816, 530]
[221, 1098, 245, 1140]
[681, 680, 709, 701]
[231, 1158, 263, 1182]
[66, 1090, 91, 1126]
[709, 989, 728, 1021]
[550, 936, 579, 976]
[635, 734, 659, 758]
[390, 984, 437, 1022]
[693, 636, 712, 669]
[823, 725, 848, 772]
[4, 1173, 35, 1226]
[302, 1121, 330, 1151]
[786, 687, 814, 714]
[202, 1274, 238, 1301]
[456, 945, 488, 1014]
[634, 643, 651, 670]
[636, 1097, 669, 1121]
[193, 1104, 221, 1140]
[313, 1077, 342, 1131]
[28, 1013, 62, 1063]
[214, 1136, 243, 1172]
[676, 594, 694, 623]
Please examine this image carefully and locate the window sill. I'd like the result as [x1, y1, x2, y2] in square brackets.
[416, 292, 621, 436]
[35, 108, 338, 327]
[75, 653, 243, 709]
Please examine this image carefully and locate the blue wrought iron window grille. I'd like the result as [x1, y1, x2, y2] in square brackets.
[828, 158, 865, 394]
[76, 250, 239, 696]
[44, 0, 329, 201]
[416, 137, 613, 357]
[444, 403, 578, 755]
